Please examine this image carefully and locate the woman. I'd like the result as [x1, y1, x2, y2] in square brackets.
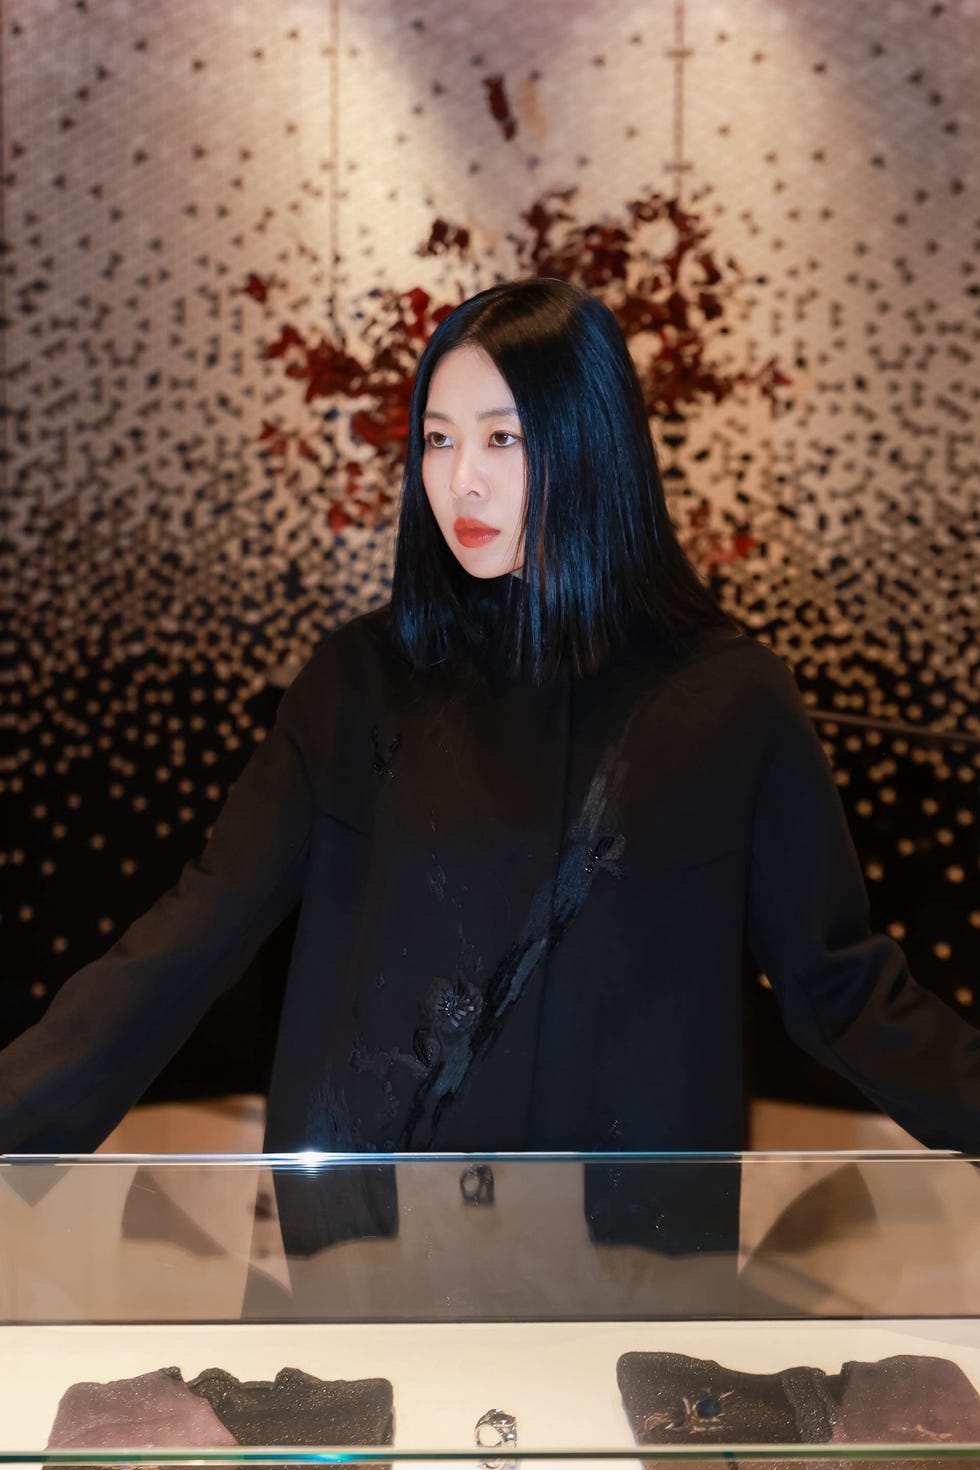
[0, 277, 977, 1160]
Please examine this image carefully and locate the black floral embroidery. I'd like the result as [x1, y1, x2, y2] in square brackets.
[376, 618, 644, 1122]
[370, 725, 401, 778]
[584, 831, 626, 877]
[427, 859, 447, 901]
[427, 976, 484, 1038]
[399, 731, 633, 1148]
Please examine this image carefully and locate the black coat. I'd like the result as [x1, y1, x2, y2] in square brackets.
[1, 589, 978, 1161]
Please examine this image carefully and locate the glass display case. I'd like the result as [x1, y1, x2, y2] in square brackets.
[1, 1150, 978, 1466]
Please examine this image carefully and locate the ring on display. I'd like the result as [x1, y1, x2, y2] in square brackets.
[475, 1407, 517, 1468]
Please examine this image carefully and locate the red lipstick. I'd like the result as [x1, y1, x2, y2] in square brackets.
[454, 517, 501, 549]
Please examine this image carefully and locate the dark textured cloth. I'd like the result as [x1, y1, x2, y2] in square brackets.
[617, 1350, 838, 1446]
[2, 581, 978, 1166]
[618, 1350, 980, 1470]
[833, 1354, 980, 1445]
[47, 1367, 236, 1448]
[185, 1367, 393, 1445]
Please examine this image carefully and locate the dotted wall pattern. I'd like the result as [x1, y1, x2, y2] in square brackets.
[1, 0, 977, 1104]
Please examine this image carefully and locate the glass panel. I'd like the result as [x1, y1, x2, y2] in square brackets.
[0, 1152, 978, 1462]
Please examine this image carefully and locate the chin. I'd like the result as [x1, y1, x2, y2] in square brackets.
[461, 559, 523, 580]
[448, 545, 522, 579]
[465, 564, 517, 580]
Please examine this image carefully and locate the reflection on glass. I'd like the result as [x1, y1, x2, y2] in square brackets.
[0, 1152, 977, 1462]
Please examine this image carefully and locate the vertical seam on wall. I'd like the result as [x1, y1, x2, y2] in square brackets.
[666, 0, 690, 203]
[0, 0, 8, 543]
[329, 0, 340, 333]
[674, 0, 684, 202]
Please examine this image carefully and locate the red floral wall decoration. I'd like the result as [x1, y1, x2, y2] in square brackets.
[243, 185, 791, 567]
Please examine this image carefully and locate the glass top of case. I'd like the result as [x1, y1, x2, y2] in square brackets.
[0, 1151, 978, 1462]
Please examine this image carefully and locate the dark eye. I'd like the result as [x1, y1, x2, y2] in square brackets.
[489, 430, 519, 447]
[694, 1396, 721, 1420]
[424, 430, 450, 448]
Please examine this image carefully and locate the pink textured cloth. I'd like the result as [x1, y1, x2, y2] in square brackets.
[47, 1367, 237, 1448]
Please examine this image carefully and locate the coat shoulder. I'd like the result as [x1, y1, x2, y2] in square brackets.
[681, 626, 804, 704]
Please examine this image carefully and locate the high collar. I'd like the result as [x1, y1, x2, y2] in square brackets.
[459, 569, 522, 625]
[456, 571, 528, 695]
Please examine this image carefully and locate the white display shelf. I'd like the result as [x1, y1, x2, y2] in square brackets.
[4, 1318, 980, 1458]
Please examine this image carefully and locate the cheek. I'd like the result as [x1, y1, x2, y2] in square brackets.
[421, 456, 440, 510]
[507, 459, 528, 516]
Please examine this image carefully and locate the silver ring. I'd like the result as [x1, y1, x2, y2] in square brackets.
[475, 1408, 517, 1468]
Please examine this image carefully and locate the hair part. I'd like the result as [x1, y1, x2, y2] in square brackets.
[391, 277, 731, 681]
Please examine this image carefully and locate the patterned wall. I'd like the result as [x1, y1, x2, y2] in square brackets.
[2, 0, 978, 1111]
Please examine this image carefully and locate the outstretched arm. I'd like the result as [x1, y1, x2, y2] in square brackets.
[746, 661, 980, 1152]
[0, 679, 314, 1154]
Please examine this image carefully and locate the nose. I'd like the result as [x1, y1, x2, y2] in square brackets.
[449, 442, 487, 499]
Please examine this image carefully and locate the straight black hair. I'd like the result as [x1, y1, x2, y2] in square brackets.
[391, 277, 732, 681]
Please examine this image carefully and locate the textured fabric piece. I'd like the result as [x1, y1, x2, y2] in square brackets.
[617, 1350, 838, 1445]
[186, 1367, 394, 1445]
[833, 1354, 980, 1444]
[47, 1367, 237, 1448]
[618, 1351, 980, 1470]
[2, 577, 977, 1185]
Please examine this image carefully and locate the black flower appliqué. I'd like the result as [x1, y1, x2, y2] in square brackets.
[584, 831, 626, 877]
[371, 725, 401, 779]
[427, 976, 484, 1039]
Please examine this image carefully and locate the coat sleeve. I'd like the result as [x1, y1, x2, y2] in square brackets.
[745, 657, 980, 1152]
[0, 669, 317, 1155]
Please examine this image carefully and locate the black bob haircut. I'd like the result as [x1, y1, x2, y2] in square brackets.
[391, 277, 731, 681]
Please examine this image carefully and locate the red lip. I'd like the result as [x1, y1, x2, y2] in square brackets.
[454, 517, 501, 548]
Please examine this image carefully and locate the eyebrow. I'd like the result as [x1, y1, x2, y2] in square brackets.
[423, 407, 519, 421]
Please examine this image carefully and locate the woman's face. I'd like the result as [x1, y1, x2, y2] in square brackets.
[421, 344, 526, 579]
